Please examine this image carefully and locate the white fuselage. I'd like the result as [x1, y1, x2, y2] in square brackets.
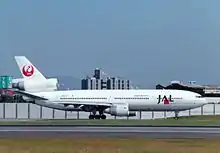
[27, 89, 207, 112]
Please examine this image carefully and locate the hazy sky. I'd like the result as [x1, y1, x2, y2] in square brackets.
[0, 0, 220, 87]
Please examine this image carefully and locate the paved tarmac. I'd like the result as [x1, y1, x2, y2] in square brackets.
[0, 126, 220, 138]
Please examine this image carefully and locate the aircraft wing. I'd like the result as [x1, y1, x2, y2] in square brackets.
[13, 90, 48, 100]
[55, 101, 112, 107]
[13, 90, 112, 107]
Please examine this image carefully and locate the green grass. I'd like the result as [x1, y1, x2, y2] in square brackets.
[0, 137, 220, 153]
[1, 115, 220, 126]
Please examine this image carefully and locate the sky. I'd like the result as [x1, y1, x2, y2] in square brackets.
[0, 0, 220, 88]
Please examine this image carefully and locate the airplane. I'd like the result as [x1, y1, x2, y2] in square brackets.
[12, 56, 59, 92]
[13, 89, 208, 120]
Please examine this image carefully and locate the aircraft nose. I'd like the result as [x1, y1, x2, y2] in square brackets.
[195, 96, 208, 105]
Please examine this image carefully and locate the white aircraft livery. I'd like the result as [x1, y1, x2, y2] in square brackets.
[12, 56, 59, 92]
[14, 89, 207, 119]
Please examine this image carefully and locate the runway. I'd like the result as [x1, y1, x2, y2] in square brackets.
[0, 126, 220, 138]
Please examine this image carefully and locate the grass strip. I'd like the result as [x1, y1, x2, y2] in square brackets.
[0, 137, 219, 153]
[0, 115, 220, 126]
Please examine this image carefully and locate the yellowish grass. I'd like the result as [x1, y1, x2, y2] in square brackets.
[0, 137, 220, 153]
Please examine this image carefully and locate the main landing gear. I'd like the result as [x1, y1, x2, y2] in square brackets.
[89, 114, 106, 119]
[88, 110, 106, 120]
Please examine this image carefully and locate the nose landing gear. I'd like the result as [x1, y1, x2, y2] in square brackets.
[174, 111, 179, 120]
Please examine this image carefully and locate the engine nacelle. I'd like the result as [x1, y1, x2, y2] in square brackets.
[12, 78, 58, 92]
[104, 103, 136, 117]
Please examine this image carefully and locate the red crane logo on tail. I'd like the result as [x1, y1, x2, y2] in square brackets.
[22, 65, 34, 77]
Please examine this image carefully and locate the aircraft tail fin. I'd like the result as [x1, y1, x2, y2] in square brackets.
[14, 56, 46, 81]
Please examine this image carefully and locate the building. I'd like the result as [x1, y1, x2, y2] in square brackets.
[81, 68, 132, 90]
[106, 77, 130, 89]
[156, 80, 220, 97]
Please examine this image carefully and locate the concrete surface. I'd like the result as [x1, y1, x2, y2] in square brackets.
[0, 126, 220, 138]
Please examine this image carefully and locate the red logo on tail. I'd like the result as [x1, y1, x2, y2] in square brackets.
[22, 65, 34, 77]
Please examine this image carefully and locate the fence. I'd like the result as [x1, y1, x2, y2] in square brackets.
[0, 103, 218, 120]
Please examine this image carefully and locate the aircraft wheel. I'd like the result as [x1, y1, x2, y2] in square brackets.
[101, 115, 106, 120]
[89, 115, 94, 119]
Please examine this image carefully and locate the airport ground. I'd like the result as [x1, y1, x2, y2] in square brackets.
[1, 115, 220, 126]
[0, 137, 220, 153]
[1, 115, 220, 153]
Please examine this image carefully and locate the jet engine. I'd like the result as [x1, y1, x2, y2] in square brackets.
[104, 103, 136, 117]
[12, 78, 58, 92]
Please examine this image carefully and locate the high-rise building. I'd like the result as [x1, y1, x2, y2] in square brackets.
[81, 68, 132, 90]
